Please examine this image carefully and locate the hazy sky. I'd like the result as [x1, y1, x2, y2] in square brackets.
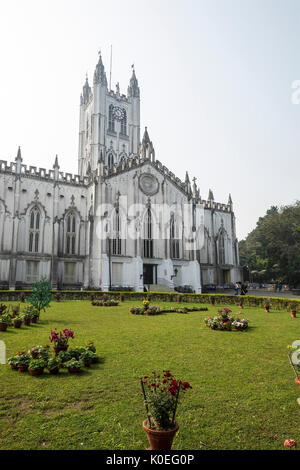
[0, 0, 299, 239]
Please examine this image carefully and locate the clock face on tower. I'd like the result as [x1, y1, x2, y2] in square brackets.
[112, 106, 125, 121]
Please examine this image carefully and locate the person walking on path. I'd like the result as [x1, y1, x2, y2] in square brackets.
[234, 282, 240, 295]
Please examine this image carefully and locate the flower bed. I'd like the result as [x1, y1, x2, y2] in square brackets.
[8, 330, 101, 377]
[205, 309, 249, 331]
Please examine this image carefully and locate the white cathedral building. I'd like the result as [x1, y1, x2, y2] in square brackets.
[0, 53, 241, 292]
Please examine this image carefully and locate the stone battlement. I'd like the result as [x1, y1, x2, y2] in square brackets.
[0, 160, 90, 186]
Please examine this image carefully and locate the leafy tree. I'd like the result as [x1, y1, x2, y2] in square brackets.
[239, 202, 300, 287]
[28, 277, 52, 313]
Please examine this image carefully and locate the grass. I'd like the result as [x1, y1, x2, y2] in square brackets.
[0, 300, 299, 450]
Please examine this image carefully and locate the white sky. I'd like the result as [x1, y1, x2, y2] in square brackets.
[0, 0, 299, 239]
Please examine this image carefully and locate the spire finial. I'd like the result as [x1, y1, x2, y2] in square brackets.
[15, 146, 22, 162]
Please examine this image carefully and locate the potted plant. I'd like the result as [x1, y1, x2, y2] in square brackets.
[8, 356, 19, 370]
[15, 352, 31, 372]
[28, 358, 46, 376]
[264, 301, 270, 313]
[143, 300, 150, 311]
[57, 350, 72, 367]
[0, 314, 11, 331]
[30, 310, 40, 324]
[0, 304, 7, 315]
[39, 345, 51, 362]
[13, 316, 23, 328]
[80, 349, 94, 367]
[47, 357, 60, 375]
[11, 304, 21, 317]
[87, 341, 96, 353]
[28, 345, 43, 359]
[22, 310, 32, 326]
[290, 303, 297, 318]
[49, 328, 74, 355]
[209, 296, 215, 306]
[90, 352, 100, 364]
[66, 358, 82, 373]
[140, 370, 192, 450]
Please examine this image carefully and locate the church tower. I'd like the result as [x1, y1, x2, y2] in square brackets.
[78, 53, 141, 177]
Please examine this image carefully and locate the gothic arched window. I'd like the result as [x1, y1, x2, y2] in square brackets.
[29, 206, 40, 253]
[170, 214, 180, 259]
[143, 207, 153, 258]
[219, 231, 225, 265]
[66, 212, 76, 255]
[108, 153, 114, 168]
[112, 208, 122, 255]
[108, 105, 115, 132]
[121, 111, 127, 135]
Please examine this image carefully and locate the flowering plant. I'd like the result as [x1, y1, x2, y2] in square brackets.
[130, 307, 145, 315]
[57, 350, 72, 364]
[87, 341, 96, 353]
[8, 356, 19, 367]
[67, 358, 82, 369]
[142, 300, 150, 309]
[28, 358, 46, 371]
[28, 345, 43, 357]
[141, 370, 192, 430]
[68, 347, 86, 360]
[47, 357, 60, 371]
[205, 312, 249, 332]
[147, 305, 162, 315]
[15, 351, 31, 366]
[0, 313, 11, 325]
[80, 349, 94, 365]
[49, 328, 74, 347]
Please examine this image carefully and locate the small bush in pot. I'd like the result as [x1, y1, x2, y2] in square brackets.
[79, 349, 94, 367]
[140, 370, 192, 450]
[47, 357, 60, 375]
[8, 356, 19, 370]
[13, 316, 23, 328]
[57, 350, 72, 367]
[15, 352, 31, 372]
[22, 309, 32, 326]
[67, 358, 83, 373]
[28, 345, 44, 359]
[28, 358, 46, 376]
[87, 341, 96, 353]
[0, 313, 11, 331]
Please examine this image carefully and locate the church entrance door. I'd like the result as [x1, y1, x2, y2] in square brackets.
[143, 264, 157, 285]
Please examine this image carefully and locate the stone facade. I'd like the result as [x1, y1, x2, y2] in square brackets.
[0, 54, 241, 292]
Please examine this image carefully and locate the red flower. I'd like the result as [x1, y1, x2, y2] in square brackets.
[181, 382, 192, 390]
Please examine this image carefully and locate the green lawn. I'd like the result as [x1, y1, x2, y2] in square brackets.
[0, 300, 299, 450]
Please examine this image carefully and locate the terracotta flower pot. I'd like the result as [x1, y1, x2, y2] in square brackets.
[291, 310, 297, 318]
[31, 317, 38, 324]
[23, 319, 31, 326]
[84, 361, 91, 368]
[67, 367, 81, 373]
[142, 420, 179, 450]
[10, 364, 18, 370]
[29, 368, 44, 376]
[18, 365, 29, 372]
[295, 377, 300, 388]
[14, 321, 22, 328]
[0, 323, 8, 331]
[49, 367, 59, 375]
[92, 357, 99, 364]
[54, 345, 68, 356]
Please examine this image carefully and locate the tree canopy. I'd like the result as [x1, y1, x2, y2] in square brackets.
[239, 202, 300, 287]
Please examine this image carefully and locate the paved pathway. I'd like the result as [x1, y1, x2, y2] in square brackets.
[224, 289, 300, 299]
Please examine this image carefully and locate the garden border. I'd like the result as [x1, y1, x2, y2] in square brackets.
[0, 290, 299, 311]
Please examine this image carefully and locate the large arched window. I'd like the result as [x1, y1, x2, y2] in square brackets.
[143, 207, 153, 258]
[29, 206, 40, 253]
[218, 231, 225, 265]
[66, 212, 76, 255]
[170, 214, 180, 259]
[108, 105, 115, 132]
[120, 111, 127, 135]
